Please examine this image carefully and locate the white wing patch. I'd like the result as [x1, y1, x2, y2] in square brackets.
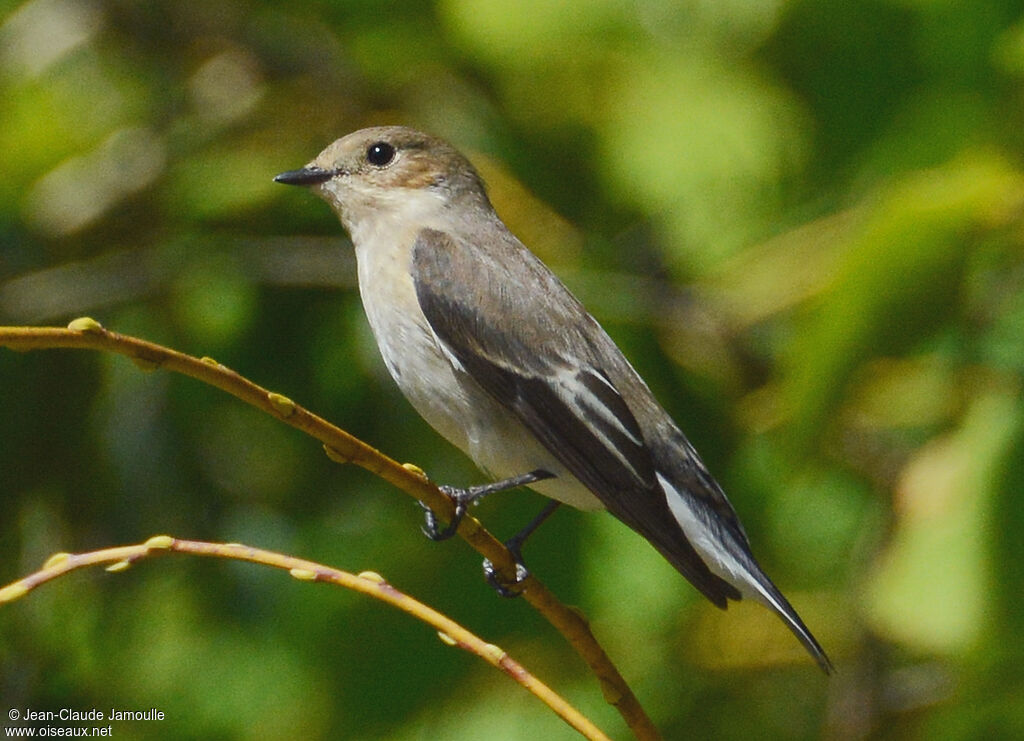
[551, 366, 646, 480]
[577, 368, 644, 446]
[659, 472, 788, 614]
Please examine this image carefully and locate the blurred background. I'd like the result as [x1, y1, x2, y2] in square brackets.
[1, 0, 1023, 738]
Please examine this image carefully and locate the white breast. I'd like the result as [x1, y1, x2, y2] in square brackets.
[349, 212, 602, 511]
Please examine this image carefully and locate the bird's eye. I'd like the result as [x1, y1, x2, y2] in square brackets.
[366, 142, 396, 167]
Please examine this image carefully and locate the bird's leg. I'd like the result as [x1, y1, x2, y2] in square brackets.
[419, 468, 555, 541]
[483, 499, 562, 598]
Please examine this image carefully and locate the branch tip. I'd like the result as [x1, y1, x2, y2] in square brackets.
[144, 535, 174, 550]
[482, 643, 507, 663]
[401, 462, 428, 479]
[598, 678, 625, 705]
[268, 392, 296, 417]
[43, 552, 72, 569]
[66, 317, 104, 333]
[323, 444, 350, 465]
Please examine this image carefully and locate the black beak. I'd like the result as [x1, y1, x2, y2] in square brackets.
[273, 167, 335, 186]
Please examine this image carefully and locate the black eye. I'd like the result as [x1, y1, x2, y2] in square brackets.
[366, 141, 395, 167]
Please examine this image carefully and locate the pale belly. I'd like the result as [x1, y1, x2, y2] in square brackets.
[355, 246, 603, 512]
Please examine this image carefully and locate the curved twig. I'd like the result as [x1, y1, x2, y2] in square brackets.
[0, 536, 611, 741]
[0, 321, 662, 741]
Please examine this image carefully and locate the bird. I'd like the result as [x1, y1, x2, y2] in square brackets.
[274, 125, 832, 673]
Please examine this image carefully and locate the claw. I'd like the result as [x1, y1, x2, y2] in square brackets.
[480, 500, 560, 598]
[483, 557, 530, 598]
[418, 471, 559, 596]
[417, 469, 554, 543]
[418, 498, 466, 541]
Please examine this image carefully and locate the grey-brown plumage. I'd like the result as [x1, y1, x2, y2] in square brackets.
[275, 126, 832, 673]
[410, 226, 743, 607]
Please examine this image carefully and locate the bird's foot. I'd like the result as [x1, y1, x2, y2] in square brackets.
[418, 469, 554, 541]
[418, 486, 473, 541]
[481, 499, 561, 598]
[483, 556, 530, 598]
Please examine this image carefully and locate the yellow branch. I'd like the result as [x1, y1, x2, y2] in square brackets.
[0, 321, 662, 741]
[0, 536, 611, 741]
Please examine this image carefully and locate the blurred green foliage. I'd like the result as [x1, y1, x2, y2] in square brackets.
[1, 0, 1023, 738]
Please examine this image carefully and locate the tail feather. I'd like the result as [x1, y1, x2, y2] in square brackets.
[658, 473, 833, 673]
[745, 572, 834, 674]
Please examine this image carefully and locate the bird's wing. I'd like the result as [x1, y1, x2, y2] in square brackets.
[411, 227, 740, 606]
